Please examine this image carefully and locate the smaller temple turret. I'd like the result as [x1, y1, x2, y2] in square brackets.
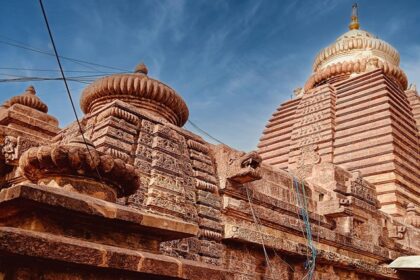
[0, 85, 59, 139]
[0, 85, 60, 185]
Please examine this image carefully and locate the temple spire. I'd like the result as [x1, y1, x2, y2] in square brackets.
[349, 3, 360, 30]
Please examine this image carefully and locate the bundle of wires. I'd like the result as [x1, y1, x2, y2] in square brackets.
[292, 177, 317, 279]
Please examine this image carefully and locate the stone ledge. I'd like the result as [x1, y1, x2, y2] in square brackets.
[223, 223, 398, 279]
[0, 184, 198, 240]
[0, 226, 233, 279]
[221, 183, 334, 229]
[0, 106, 60, 135]
[222, 196, 394, 260]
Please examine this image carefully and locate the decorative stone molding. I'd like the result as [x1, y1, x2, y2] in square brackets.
[19, 136, 140, 201]
[195, 179, 217, 193]
[199, 229, 222, 241]
[305, 57, 407, 91]
[305, 25, 408, 91]
[80, 63, 189, 126]
[187, 139, 209, 154]
[96, 107, 139, 126]
[313, 29, 400, 72]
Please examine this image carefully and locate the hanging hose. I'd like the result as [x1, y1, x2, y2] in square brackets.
[293, 177, 317, 279]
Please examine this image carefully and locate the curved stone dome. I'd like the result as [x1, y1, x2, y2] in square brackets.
[80, 63, 189, 127]
[313, 29, 400, 72]
[305, 11, 407, 91]
[8, 86, 48, 113]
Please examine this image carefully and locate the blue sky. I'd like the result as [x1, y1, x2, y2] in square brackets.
[0, 0, 419, 151]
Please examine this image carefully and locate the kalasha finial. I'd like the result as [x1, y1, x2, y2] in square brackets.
[26, 85, 36, 95]
[134, 63, 148, 75]
[349, 3, 360, 30]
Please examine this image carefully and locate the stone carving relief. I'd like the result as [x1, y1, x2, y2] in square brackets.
[135, 145, 153, 161]
[297, 133, 323, 147]
[140, 119, 155, 134]
[298, 92, 330, 108]
[295, 144, 321, 179]
[152, 151, 179, 175]
[149, 171, 184, 195]
[299, 111, 325, 126]
[292, 123, 323, 139]
[1, 136, 38, 165]
[134, 158, 152, 174]
[348, 174, 376, 206]
[138, 132, 154, 147]
[352, 219, 365, 239]
[389, 225, 406, 240]
[153, 124, 178, 140]
[2, 136, 18, 163]
[152, 136, 180, 157]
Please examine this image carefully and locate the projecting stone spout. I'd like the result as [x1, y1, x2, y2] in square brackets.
[80, 63, 189, 126]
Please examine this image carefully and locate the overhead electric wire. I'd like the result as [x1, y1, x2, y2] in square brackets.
[38, 0, 104, 181]
[0, 72, 114, 79]
[187, 119, 225, 145]
[0, 71, 122, 84]
[0, 36, 129, 72]
[245, 185, 272, 270]
[0, 66, 123, 74]
[0, 76, 90, 84]
[245, 185, 295, 278]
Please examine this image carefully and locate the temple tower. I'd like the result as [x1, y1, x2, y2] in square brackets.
[258, 5, 420, 216]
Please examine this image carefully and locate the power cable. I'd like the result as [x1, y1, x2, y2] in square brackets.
[0, 37, 128, 72]
[244, 185, 273, 273]
[0, 76, 91, 85]
[187, 119, 225, 145]
[38, 0, 104, 181]
[0, 72, 119, 84]
[0, 67, 122, 74]
[245, 185, 295, 276]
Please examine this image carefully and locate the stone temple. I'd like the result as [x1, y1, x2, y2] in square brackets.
[0, 5, 419, 280]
